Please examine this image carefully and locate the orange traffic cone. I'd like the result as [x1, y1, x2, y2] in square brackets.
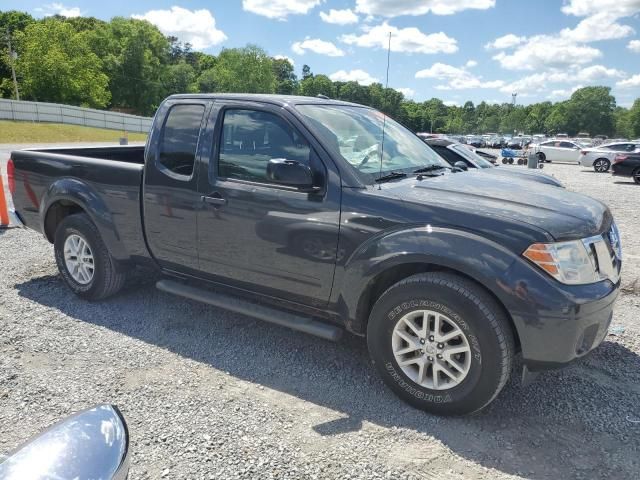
[0, 166, 10, 227]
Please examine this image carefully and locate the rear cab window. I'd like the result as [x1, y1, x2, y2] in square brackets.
[157, 104, 206, 178]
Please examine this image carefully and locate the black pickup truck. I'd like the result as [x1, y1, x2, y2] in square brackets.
[8, 94, 622, 415]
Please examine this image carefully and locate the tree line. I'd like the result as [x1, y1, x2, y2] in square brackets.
[1, 10, 639, 138]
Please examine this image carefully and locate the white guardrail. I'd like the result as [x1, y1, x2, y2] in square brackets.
[0, 99, 153, 133]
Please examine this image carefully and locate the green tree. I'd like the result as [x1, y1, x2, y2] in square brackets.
[17, 19, 110, 107]
[299, 74, 335, 98]
[567, 86, 616, 136]
[272, 57, 297, 95]
[163, 61, 197, 95]
[211, 45, 276, 93]
[545, 101, 571, 134]
[0, 10, 35, 98]
[87, 17, 169, 114]
[302, 64, 312, 80]
[626, 99, 640, 138]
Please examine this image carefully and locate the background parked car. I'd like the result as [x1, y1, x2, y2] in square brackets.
[579, 141, 640, 172]
[612, 152, 640, 184]
[425, 138, 563, 186]
[534, 139, 583, 163]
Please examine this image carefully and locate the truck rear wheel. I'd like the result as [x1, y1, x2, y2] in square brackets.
[367, 272, 514, 415]
[54, 213, 127, 300]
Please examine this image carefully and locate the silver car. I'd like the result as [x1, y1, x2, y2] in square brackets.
[578, 141, 640, 172]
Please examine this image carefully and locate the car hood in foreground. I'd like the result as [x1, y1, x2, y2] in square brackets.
[380, 171, 610, 241]
[479, 167, 564, 187]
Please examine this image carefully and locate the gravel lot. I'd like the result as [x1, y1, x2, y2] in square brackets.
[1, 146, 639, 480]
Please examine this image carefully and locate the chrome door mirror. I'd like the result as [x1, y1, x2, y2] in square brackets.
[0, 405, 129, 480]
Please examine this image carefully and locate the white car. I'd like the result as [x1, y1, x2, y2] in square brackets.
[579, 141, 640, 172]
[534, 140, 583, 163]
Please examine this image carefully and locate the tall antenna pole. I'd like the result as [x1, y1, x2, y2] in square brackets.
[5, 29, 20, 101]
[377, 31, 391, 189]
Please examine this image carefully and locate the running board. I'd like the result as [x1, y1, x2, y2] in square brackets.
[156, 279, 343, 342]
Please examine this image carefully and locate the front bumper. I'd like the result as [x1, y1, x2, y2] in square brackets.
[499, 257, 620, 371]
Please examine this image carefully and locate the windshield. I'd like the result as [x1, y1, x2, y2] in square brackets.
[451, 144, 494, 168]
[296, 105, 449, 180]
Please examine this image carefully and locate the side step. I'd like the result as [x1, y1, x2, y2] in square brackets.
[156, 279, 343, 342]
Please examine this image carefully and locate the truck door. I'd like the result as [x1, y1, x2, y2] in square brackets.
[143, 100, 210, 272]
[195, 102, 341, 307]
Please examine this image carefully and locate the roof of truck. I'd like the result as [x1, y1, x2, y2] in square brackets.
[166, 93, 365, 108]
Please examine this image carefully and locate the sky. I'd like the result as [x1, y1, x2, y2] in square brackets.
[5, 0, 640, 107]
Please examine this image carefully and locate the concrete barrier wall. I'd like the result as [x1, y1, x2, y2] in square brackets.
[0, 99, 153, 133]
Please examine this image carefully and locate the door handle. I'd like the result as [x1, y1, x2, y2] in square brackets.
[201, 195, 227, 206]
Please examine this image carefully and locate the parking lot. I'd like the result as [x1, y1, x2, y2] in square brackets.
[1, 148, 639, 479]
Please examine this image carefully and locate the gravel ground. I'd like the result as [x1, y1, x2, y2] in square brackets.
[1, 147, 639, 480]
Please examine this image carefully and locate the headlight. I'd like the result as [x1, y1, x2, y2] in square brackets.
[523, 239, 606, 285]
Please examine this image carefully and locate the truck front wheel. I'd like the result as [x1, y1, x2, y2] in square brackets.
[367, 272, 514, 415]
[54, 213, 127, 300]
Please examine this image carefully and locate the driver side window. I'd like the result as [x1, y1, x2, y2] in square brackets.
[218, 109, 311, 183]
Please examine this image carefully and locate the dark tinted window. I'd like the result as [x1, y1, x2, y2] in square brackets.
[218, 109, 311, 183]
[559, 142, 576, 148]
[158, 104, 205, 177]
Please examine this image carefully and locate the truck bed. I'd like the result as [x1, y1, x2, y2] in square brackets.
[10, 145, 150, 262]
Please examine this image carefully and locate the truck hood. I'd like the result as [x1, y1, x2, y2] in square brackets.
[477, 167, 563, 187]
[381, 171, 609, 240]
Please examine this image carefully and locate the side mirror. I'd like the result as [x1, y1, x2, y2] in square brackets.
[267, 159, 317, 191]
[454, 161, 468, 171]
[0, 405, 129, 480]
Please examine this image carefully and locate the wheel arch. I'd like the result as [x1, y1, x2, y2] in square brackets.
[41, 178, 129, 260]
[351, 261, 521, 351]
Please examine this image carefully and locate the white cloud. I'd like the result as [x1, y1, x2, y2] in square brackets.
[355, 0, 496, 17]
[484, 33, 526, 50]
[548, 85, 583, 99]
[628, 40, 640, 52]
[443, 100, 459, 106]
[36, 3, 81, 17]
[617, 74, 640, 89]
[320, 9, 359, 25]
[465, 59, 478, 68]
[329, 69, 379, 85]
[341, 22, 458, 54]
[132, 7, 226, 50]
[396, 87, 415, 97]
[560, 12, 635, 42]
[274, 55, 295, 66]
[499, 65, 626, 95]
[415, 62, 504, 89]
[576, 65, 625, 81]
[492, 35, 601, 70]
[561, 0, 640, 17]
[242, 0, 322, 20]
[292, 38, 345, 56]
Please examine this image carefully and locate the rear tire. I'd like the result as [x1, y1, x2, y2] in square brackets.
[593, 158, 610, 173]
[54, 213, 127, 300]
[537, 152, 546, 162]
[634, 168, 640, 185]
[367, 272, 514, 416]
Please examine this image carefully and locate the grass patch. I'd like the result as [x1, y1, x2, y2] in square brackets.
[0, 120, 147, 143]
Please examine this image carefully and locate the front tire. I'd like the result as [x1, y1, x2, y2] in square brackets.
[54, 213, 127, 300]
[537, 152, 546, 162]
[593, 158, 610, 173]
[367, 272, 514, 415]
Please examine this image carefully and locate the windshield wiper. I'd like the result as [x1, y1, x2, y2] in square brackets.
[375, 171, 408, 183]
[413, 165, 451, 173]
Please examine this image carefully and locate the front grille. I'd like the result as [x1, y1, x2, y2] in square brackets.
[582, 222, 622, 284]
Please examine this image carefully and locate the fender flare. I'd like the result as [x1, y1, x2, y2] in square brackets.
[332, 226, 520, 334]
[40, 178, 129, 261]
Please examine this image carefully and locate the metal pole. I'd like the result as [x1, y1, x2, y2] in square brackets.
[5, 30, 20, 101]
